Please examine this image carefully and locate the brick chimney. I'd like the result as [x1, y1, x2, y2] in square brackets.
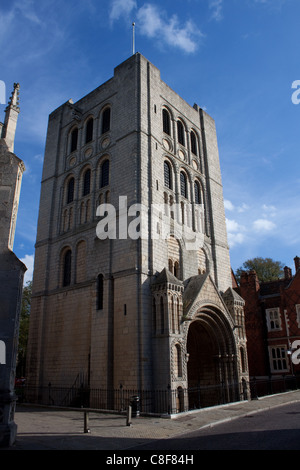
[284, 266, 292, 279]
[240, 270, 260, 292]
[294, 256, 300, 272]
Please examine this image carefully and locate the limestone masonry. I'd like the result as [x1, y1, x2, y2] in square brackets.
[26, 53, 249, 411]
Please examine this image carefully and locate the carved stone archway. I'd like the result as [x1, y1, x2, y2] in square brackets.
[186, 305, 238, 408]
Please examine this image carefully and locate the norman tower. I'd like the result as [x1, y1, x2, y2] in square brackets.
[27, 54, 248, 410]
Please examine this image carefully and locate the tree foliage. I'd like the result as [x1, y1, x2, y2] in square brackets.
[235, 257, 285, 283]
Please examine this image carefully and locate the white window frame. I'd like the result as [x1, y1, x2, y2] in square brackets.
[266, 307, 282, 331]
[269, 345, 289, 373]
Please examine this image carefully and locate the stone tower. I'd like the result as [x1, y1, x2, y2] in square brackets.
[27, 54, 249, 410]
[0, 83, 27, 446]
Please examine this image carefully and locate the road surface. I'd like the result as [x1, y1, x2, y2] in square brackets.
[132, 401, 300, 450]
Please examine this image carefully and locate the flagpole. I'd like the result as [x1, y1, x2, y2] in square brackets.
[132, 22, 135, 55]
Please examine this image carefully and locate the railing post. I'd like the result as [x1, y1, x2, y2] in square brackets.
[84, 410, 90, 433]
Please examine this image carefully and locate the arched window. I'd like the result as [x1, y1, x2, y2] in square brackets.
[174, 261, 179, 279]
[102, 108, 111, 134]
[177, 120, 185, 146]
[162, 109, 171, 135]
[177, 298, 180, 332]
[85, 118, 93, 143]
[97, 274, 104, 310]
[100, 160, 109, 188]
[70, 128, 78, 153]
[83, 169, 91, 196]
[175, 344, 182, 377]
[152, 298, 157, 332]
[240, 347, 246, 373]
[160, 297, 164, 334]
[164, 161, 172, 189]
[63, 249, 72, 287]
[67, 177, 74, 204]
[190, 131, 197, 155]
[194, 181, 201, 204]
[180, 171, 187, 198]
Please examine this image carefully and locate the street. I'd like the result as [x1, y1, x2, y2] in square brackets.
[132, 402, 300, 450]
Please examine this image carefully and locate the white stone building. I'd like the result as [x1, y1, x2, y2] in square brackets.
[27, 54, 248, 412]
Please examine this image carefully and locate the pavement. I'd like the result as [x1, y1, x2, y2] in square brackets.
[3, 389, 300, 451]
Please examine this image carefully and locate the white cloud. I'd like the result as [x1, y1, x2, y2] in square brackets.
[226, 218, 243, 232]
[227, 231, 245, 247]
[136, 4, 201, 53]
[224, 199, 249, 213]
[209, 0, 223, 21]
[253, 218, 276, 232]
[237, 203, 249, 213]
[15, 0, 42, 25]
[262, 204, 276, 217]
[224, 199, 234, 211]
[109, 1, 202, 53]
[20, 254, 34, 285]
[226, 218, 246, 247]
[109, 0, 137, 22]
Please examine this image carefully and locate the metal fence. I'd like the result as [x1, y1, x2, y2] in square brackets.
[15, 375, 300, 416]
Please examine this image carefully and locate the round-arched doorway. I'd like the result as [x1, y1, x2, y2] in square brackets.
[186, 306, 238, 409]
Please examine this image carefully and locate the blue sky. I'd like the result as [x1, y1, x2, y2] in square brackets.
[0, 0, 299, 284]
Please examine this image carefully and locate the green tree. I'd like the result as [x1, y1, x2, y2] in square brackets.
[16, 280, 32, 377]
[235, 257, 285, 284]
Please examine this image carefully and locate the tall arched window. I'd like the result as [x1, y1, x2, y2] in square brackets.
[83, 168, 91, 196]
[180, 171, 187, 198]
[100, 160, 109, 188]
[85, 118, 93, 143]
[63, 249, 72, 287]
[240, 347, 246, 373]
[164, 161, 172, 189]
[97, 274, 104, 310]
[152, 298, 157, 332]
[194, 181, 201, 204]
[160, 297, 164, 334]
[70, 128, 78, 153]
[177, 120, 185, 146]
[190, 131, 197, 155]
[175, 344, 182, 377]
[102, 108, 111, 134]
[67, 177, 74, 204]
[162, 109, 171, 135]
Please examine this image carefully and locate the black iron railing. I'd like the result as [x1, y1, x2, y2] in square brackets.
[15, 375, 300, 416]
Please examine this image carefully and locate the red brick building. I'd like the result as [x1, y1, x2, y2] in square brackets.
[237, 256, 300, 380]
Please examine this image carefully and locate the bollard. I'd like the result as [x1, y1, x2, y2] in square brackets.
[130, 396, 140, 417]
[84, 411, 90, 433]
[126, 404, 132, 426]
